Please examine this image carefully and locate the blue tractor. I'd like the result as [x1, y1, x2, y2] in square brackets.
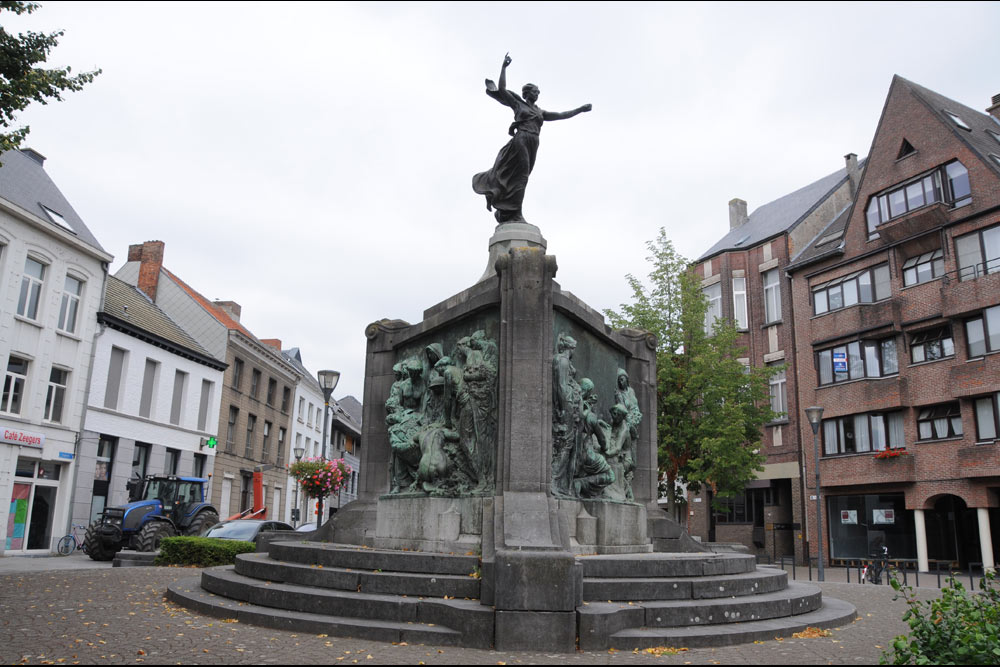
[85, 474, 219, 560]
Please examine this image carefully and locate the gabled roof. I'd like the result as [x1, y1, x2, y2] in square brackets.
[335, 395, 363, 428]
[898, 76, 1000, 178]
[698, 160, 864, 261]
[786, 204, 852, 271]
[100, 275, 225, 369]
[0, 149, 108, 255]
[162, 267, 256, 340]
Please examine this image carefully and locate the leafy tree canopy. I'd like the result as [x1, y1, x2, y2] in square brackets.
[0, 1, 100, 158]
[605, 228, 778, 514]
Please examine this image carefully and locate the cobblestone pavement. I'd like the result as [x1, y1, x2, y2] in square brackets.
[0, 564, 947, 665]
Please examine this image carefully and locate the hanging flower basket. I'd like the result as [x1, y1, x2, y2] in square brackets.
[873, 448, 909, 460]
[287, 457, 352, 499]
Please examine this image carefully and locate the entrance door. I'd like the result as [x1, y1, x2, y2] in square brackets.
[926, 495, 981, 569]
[7, 457, 61, 552]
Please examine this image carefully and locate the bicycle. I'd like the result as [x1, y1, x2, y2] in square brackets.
[861, 545, 889, 584]
[56, 524, 89, 556]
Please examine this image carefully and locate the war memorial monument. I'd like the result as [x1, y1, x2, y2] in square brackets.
[168, 55, 856, 652]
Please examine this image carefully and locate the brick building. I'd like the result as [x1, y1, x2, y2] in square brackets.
[689, 155, 862, 563]
[787, 77, 1000, 571]
[117, 242, 300, 521]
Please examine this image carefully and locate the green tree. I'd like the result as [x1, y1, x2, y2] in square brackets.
[0, 1, 100, 158]
[605, 228, 776, 517]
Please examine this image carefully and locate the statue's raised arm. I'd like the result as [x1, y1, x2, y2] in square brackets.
[472, 54, 592, 224]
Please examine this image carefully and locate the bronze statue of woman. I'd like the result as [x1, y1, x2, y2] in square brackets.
[472, 54, 592, 223]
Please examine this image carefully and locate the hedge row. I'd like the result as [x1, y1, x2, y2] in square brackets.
[154, 536, 255, 567]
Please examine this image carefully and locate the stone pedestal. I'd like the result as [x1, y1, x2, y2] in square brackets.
[478, 222, 546, 283]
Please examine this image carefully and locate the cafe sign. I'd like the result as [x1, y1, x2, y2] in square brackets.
[2, 427, 45, 448]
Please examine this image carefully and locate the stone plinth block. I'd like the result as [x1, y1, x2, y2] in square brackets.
[494, 549, 582, 612]
[495, 610, 577, 652]
[375, 496, 486, 552]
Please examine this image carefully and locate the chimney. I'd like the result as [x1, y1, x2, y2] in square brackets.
[260, 338, 282, 351]
[213, 300, 241, 322]
[728, 198, 748, 230]
[127, 240, 164, 301]
[844, 152, 860, 197]
[987, 93, 1000, 121]
[20, 148, 46, 167]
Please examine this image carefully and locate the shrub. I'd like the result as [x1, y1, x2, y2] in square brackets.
[154, 536, 255, 567]
[881, 571, 1000, 665]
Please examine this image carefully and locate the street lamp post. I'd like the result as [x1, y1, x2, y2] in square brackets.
[804, 406, 825, 582]
[292, 444, 305, 527]
[316, 370, 340, 531]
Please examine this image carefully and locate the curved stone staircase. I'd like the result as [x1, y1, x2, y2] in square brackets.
[166, 541, 856, 651]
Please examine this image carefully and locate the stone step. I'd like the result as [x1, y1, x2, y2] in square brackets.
[268, 541, 479, 576]
[196, 566, 493, 647]
[234, 552, 482, 599]
[601, 597, 858, 649]
[165, 576, 470, 647]
[112, 551, 158, 568]
[578, 552, 756, 578]
[577, 582, 823, 649]
[583, 567, 788, 601]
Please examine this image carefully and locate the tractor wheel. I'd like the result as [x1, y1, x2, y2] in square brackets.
[135, 520, 177, 553]
[186, 510, 219, 537]
[84, 522, 120, 561]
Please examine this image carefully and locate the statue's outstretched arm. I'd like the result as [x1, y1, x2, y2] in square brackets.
[543, 104, 593, 121]
[484, 53, 514, 105]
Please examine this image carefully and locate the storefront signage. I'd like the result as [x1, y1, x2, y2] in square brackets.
[2, 427, 44, 448]
[832, 351, 848, 373]
[58, 452, 74, 460]
[841, 510, 857, 524]
[873, 509, 895, 524]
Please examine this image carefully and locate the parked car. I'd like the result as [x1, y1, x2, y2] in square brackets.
[201, 519, 294, 545]
[295, 523, 317, 533]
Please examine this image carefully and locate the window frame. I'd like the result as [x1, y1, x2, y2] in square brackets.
[732, 277, 748, 330]
[909, 325, 955, 364]
[816, 336, 898, 386]
[57, 274, 84, 334]
[43, 367, 68, 423]
[231, 358, 244, 390]
[902, 249, 945, 287]
[2, 355, 30, 416]
[974, 394, 999, 442]
[964, 305, 1000, 358]
[245, 413, 257, 459]
[955, 223, 1000, 282]
[916, 402, 963, 441]
[822, 411, 905, 457]
[17, 256, 46, 321]
[864, 160, 971, 238]
[226, 406, 239, 453]
[812, 264, 891, 316]
[763, 269, 781, 324]
[703, 282, 722, 333]
[250, 369, 261, 400]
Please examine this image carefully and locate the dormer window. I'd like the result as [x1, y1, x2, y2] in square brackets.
[865, 161, 971, 237]
[41, 206, 75, 233]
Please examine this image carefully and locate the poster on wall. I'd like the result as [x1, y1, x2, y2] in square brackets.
[873, 509, 895, 524]
[833, 351, 848, 373]
[841, 510, 857, 524]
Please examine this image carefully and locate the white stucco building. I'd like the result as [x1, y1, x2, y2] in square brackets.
[75, 275, 227, 527]
[0, 149, 113, 554]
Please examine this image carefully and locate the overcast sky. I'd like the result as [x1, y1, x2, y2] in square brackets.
[10, 1, 1000, 401]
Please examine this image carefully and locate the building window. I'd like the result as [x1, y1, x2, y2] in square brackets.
[193, 453, 207, 478]
[974, 394, 999, 442]
[901, 249, 944, 287]
[917, 403, 962, 441]
[139, 359, 159, 419]
[165, 448, 180, 475]
[965, 305, 1000, 358]
[703, 282, 722, 334]
[2, 355, 29, 415]
[57, 275, 83, 334]
[44, 368, 68, 423]
[170, 370, 188, 426]
[732, 277, 747, 329]
[816, 337, 897, 385]
[955, 223, 1000, 281]
[281, 386, 291, 413]
[132, 443, 150, 479]
[266, 378, 277, 406]
[298, 397, 305, 421]
[909, 326, 954, 363]
[104, 347, 127, 410]
[823, 411, 905, 456]
[17, 256, 45, 320]
[768, 365, 786, 418]
[261, 421, 272, 462]
[712, 488, 771, 525]
[308, 403, 315, 427]
[865, 160, 971, 237]
[197, 379, 213, 431]
[763, 269, 781, 323]
[250, 369, 261, 399]
[232, 357, 244, 390]
[226, 406, 239, 452]
[812, 264, 890, 315]
[245, 414, 257, 459]
[277, 427, 286, 463]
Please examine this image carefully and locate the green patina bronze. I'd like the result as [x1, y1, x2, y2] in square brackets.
[386, 326, 498, 497]
[551, 323, 641, 502]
